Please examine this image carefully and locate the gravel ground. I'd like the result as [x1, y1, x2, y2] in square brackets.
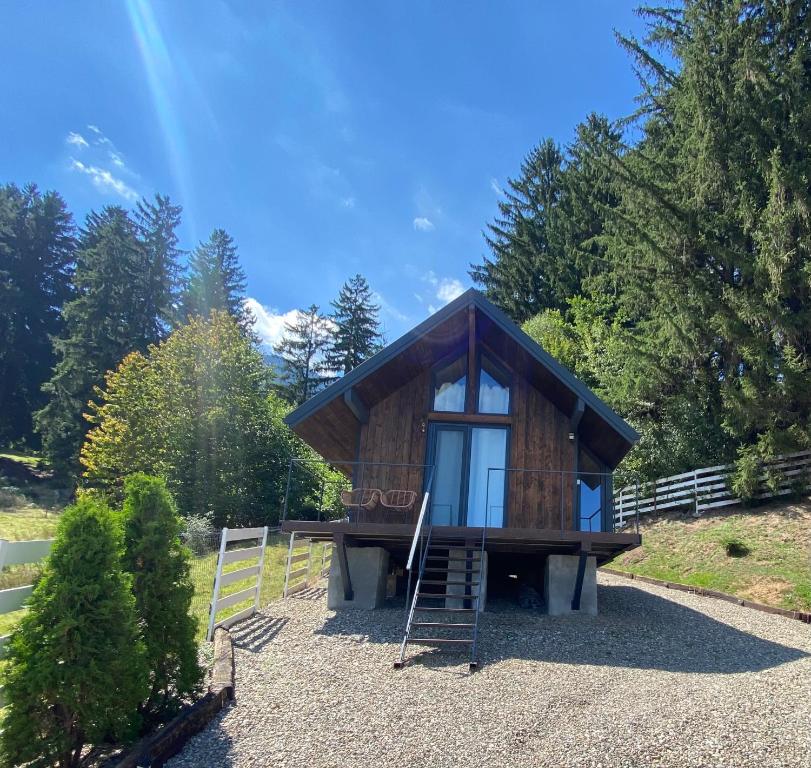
[168, 574, 811, 768]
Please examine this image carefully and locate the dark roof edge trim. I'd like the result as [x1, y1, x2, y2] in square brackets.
[284, 288, 640, 446]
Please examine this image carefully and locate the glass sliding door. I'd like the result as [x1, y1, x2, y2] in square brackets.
[467, 427, 508, 527]
[430, 426, 466, 525]
[428, 423, 509, 528]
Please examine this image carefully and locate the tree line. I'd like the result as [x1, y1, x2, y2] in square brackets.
[0, 184, 383, 514]
[471, 1, 811, 488]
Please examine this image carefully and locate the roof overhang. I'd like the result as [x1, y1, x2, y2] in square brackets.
[285, 289, 639, 468]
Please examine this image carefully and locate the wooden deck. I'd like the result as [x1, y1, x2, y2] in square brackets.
[281, 520, 640, 565]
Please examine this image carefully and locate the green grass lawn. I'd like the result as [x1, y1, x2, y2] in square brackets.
[188, 534, 329, 641]
[608, 497, 811, 612]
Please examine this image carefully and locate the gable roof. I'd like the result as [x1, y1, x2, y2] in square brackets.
[285, 288, 639, 467]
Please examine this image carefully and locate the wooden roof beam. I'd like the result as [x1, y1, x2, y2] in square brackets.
[343, 387, 369, 424]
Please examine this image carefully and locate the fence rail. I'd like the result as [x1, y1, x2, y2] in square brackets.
[206, 527, 269, 641]
[0, 538, 54, 704]
[614, 450, 811, 527]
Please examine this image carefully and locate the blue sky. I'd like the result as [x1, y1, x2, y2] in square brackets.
[0, 1, 646, 347]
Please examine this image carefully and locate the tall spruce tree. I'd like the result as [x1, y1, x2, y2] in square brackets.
[470, 138, 572, 322]
[275, 304, 332, 405]
[35, 206, 173, 476]
[180, 228, 254, 333]
[602, 0, 811, 476]
[133, 193, 183, 337]
[326, 274, 383, 375]
[0, 183, 75, 447]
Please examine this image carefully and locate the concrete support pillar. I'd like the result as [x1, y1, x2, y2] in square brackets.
[327, 546, 389, 610]
[446, 549, 488, 612]
[544, 554, 597, 616]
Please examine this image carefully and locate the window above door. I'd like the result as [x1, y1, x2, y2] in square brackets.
[431, 351, 511, 416]
[477, 354, 510, 415]
[433, 355, 467, 412]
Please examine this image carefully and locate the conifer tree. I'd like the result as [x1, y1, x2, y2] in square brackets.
[180, 228, 254, 333]
[34, 206, 162, 476]
[0, 496, 147, 768]
[0, 183, 75, 446]
[326, 274, 383, 375]
[275, 304, 332, 405]
[120, 474, 201, 726]
[133, 193, 183, 337]
[470, 138, 571, 322]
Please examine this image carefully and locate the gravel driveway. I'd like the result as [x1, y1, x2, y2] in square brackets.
[169, 573, 811, 768]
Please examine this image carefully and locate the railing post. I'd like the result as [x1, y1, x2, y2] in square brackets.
[634, 476, 640, 534]
[282, 458, 293, 522]
[693, 469, 699, 514]
[283, 532, 296, 598]
[254, 526, 269, 612]
[207, 527, 228, 642]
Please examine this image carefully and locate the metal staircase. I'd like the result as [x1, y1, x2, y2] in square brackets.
[395, 525, 486, 670]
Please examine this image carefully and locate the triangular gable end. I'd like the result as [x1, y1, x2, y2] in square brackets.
[284, 289, 639, 468]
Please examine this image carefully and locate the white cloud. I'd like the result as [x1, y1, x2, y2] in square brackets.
[245, 298, 338, 350]
[245, 299, 302, 349]
[421, 270, 466, 310]
[66, 132, 88, 149]
[109, 151, 125, 168]
[490, 177, 504, 195]
[341, 196, 356, 209]
[70, 159, 138, 202]
[373, 291, 408, 323]
[413, 217, 435, 232]
[436, 277, 464, 303]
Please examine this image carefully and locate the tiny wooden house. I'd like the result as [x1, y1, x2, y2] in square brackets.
[283, 289, 640, 658]
[286, 289, 637, 537]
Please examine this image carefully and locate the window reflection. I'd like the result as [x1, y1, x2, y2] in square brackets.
[433, 356, 467, 412]
[478, 356, 510, 414]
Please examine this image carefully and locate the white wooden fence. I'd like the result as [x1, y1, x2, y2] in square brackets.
[0, 538, 54, 704]
[614, 450, 811, 528]
[283, 532, 312, 597]
[207, 527, 269, 641]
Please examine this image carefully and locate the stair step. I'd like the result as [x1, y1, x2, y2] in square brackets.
[414, 606, 477, 613]
[420, 579, 481, 586]
[425, 556, 480, 563]
[409, 637, 473, 645]
[423, 567, 479, 574]
[411, 621, 475, 629]
[417, 592, 480, 600]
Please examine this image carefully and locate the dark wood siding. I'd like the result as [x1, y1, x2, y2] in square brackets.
[355, 370, 431, 523]
[354, 356, 576, 530]
[508, 378, 575, 529]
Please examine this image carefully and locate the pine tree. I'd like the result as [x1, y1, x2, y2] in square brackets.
[0, 496, 147, 768]
[275, 304, 332, 405]
[470, 139, 572, 322]
[326, 274, 383, 375]
[0, 183, 75, 447]
[180, 228, 254, 333]
[133, 193, 183, 338]
[602, 0, 811, 476]
[120, 474, 201, 726]
[35, 207, 153, 475]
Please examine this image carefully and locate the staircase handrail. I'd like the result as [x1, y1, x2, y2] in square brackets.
[407, 466, 435, 571]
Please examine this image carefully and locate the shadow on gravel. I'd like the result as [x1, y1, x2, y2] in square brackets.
[165, 712, 237, 768]
[230, 614, 289, 653]
[290, 586, 327, 601]
[316, 582, 809, 674]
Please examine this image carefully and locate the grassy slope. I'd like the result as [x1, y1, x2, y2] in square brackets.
[609, 497, 811, 612]
[0, 454, 328, 642]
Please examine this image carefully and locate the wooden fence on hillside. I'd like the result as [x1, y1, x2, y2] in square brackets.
[614, 450, 811, 528]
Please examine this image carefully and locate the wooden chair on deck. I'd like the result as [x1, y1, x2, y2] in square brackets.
[340, 488, 381, 522]
[380, 489, 418, 521]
